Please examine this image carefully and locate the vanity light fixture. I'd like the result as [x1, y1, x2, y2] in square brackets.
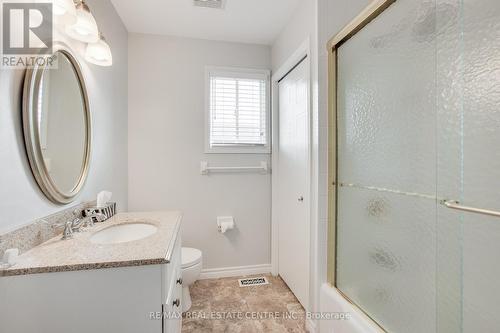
[65, 0, 99, 43]
[51, 0, 77, 25]
[85, 33, 113, 67]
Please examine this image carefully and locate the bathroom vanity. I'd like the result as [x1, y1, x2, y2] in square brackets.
[0, 211, 182, 333]
[0, 37, 184, 333]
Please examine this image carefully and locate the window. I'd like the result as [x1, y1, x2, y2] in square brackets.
[206, 67, 270, 153]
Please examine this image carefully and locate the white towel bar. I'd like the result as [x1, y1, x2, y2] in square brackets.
[200, 161, 268, 175]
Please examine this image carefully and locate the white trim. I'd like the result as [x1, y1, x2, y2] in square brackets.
[271, 38, 311, 278]
[199, 264, 272, 280]
[200, 160, 269, 175]
[272, 39, 311, 82]
[320, 284, 386, 333]
[204, 66, 271, 154]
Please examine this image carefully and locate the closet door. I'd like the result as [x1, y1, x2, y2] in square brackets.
[277, 58, 310, 309]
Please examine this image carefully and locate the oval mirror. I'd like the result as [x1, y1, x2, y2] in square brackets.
[23, 44, 91, 204]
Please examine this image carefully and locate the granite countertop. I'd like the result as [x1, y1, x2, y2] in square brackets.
[0, 211, 182, 277]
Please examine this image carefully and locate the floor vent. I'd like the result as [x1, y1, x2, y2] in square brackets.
[238, 277, 269, 287]
[193, 0, 226, 9]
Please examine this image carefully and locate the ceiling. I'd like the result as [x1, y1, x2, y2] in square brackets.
[110, 0, 301, 45]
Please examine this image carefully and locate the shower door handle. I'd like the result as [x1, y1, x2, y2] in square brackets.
[441, 200, 500, 218]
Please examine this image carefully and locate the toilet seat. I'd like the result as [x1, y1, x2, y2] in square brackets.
[182, 247, 202, 269]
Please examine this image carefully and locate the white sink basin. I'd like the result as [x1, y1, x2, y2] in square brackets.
[90, 223, 158, 245]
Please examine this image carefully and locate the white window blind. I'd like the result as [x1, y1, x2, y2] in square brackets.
[209, 70, 268, 148]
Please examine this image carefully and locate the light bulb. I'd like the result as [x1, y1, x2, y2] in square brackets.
[65, 1, 98, 43]
[39, 0, 77, 26]
[85, 34, 113, 67]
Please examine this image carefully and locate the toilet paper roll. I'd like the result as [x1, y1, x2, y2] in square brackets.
[217, 216, 235, 234]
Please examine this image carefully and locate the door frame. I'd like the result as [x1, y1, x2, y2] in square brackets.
[326, 0, 396, 287]
[271, 38, 312, 286]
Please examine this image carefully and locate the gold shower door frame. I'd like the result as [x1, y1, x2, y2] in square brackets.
[326, 0, 397, 328]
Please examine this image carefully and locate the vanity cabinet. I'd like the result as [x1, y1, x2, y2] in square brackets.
[0, 235, 182, 333]
[162, 237, 183, 333]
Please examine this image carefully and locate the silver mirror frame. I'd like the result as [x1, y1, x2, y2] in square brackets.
[22, 43, 92, 204]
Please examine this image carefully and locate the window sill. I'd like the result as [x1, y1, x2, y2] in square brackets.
[204, 145, 271, 154]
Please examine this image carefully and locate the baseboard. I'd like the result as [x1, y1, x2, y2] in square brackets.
[199, 264, 272, 280]
[306, 318, 317, 333]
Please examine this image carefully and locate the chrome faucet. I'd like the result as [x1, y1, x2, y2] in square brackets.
[62, 220, 74, 240]
[61, 212, 107, 240]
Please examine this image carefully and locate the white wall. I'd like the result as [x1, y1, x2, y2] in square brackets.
[271, 0, 317, 72]
[271, 0, 372, 328]
[128, 34, 272, 270]
[316, 0, 371, 270]
[0, 0, 128, 233]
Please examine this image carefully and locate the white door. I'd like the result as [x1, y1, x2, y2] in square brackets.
[277, 58, 310, 309]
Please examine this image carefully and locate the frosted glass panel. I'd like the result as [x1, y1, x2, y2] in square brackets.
[462, 0, 500, 209]
[436, 1, 463, 332]
[335, 0, 500, 331]
[463, 216, 500, 331]
[337, 0, 436, 196]
[437, 0, 500, 331]
[336, 0, 437, 331]
[461, 0, 500, 331]
[336, 187, 436, 333]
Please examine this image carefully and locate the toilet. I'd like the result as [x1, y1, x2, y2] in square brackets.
[181, 247, 202, 312]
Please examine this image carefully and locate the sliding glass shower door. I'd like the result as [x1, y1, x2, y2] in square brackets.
[445, 0, 500, 331]
[332, 0, 500, 332]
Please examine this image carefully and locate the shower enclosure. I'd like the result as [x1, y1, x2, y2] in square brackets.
[328, 0, 500, 332]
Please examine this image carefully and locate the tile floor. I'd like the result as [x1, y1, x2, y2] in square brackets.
[182, 274, 307, 333]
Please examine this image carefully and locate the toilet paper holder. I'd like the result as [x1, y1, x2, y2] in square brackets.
[217, 216, 235, 233]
